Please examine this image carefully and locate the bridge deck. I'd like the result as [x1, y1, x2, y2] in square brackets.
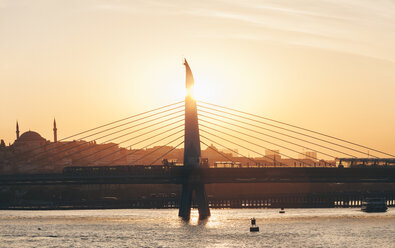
[1, 167, 395, 186]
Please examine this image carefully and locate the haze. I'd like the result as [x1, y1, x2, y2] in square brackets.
[1, 0, 394, 154]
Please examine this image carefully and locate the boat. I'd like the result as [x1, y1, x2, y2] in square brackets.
[361, 198, 388, 212]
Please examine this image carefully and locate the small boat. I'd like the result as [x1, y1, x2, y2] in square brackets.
[279, 208, 285, 214]
[361, 198, 387, 212]
[250, 218, 259, 232]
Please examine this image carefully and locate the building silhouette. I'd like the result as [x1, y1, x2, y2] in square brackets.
[0, 120, 334, 174]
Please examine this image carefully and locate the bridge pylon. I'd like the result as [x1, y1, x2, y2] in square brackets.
[178, 59, 210, 220]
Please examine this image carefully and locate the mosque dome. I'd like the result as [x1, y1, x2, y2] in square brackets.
[18, 131, 46, 142]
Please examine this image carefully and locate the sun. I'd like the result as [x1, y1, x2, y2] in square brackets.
[181, 61, 225, 103]
[185, 81, 213, 101]
[191, 74, 221, 102]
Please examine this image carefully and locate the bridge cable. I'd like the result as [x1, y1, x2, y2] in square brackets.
[95, 127, 185, 165]
[37, 109, 183, 162]
[198, 112, 354, 158]
[200, 128, 311, 166]
[37, 112, 184, 166]
[200, 121, 330, 162]
[46, 118, 184, 166]
[31, 109, 184, 164]
[198, 101, 392, 158]
[201, 131, 288, 166]
[14, 101, 184, 163]
[149, 141, 184, 166]
[199, 116, 341, 159]
[199, 100, 395, 157]
[128, 134, 184, 165]
[89, 127, 185, 166]
[200, 134, 284, 166]
[200, 138, 256, 166]
[200, 128, 306, 166]
[108, 128, 184, 165]
[200, 140, 236, 164]
[197, 105, 376, 158]
[61, 100, 183, 140]
[60, 120, 184, 166]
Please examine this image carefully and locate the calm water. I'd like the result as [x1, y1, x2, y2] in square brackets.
[0, 208, 394, 248]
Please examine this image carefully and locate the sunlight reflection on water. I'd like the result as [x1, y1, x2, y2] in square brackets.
[0, 208, 394, 248]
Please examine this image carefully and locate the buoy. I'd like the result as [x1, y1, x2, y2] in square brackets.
[250, 218, 259, 232]
[279, 208, 285, 214]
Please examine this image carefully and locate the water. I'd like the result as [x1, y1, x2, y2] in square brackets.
[0, 208, 394, 248]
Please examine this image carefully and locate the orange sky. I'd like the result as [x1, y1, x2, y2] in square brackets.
[1, 0, 395, 156]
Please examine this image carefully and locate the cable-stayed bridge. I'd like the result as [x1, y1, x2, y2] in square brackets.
[2, 60, 395, 219]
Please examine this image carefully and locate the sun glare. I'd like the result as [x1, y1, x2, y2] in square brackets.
[185, 82, 215, 102]
[169, 63, 226, 103]
[186, 85, 195, 99]
[192, 76, 221, 102]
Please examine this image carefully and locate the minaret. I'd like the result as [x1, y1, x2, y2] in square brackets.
[16, 121, 20, 139]
[53, 118, 57, 143]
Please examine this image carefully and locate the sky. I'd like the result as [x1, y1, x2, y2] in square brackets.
[1, 0, 395, 156]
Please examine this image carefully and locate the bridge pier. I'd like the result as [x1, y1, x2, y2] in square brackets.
[179, 183, 193, 218]
[179, 59, 211, 220]
[194, 182, 210, 218]
[179, 182, 210, 220]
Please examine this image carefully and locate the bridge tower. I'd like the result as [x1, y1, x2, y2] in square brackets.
[178, 59, 211, 220]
